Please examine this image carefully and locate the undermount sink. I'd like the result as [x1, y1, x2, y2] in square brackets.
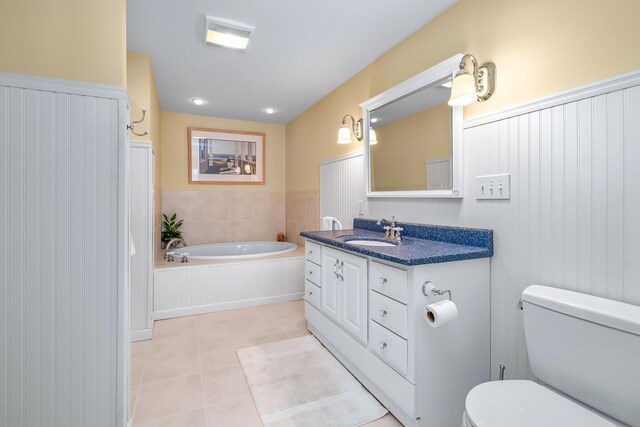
[346, 239, 397, 247]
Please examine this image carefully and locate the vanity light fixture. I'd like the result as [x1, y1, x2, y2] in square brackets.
[205, 16, 254, 51]
[448, 54, 496, 106]
[337, 114, 363, 144]
[369, 129, 378, 145]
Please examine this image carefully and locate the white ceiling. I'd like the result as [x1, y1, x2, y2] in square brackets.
[127, 0, 458, 124]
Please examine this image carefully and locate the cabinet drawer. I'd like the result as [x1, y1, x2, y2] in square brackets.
[369, 290, 408, 339]
[304, 281, 321, 309]
[305, 260, 321, 285]
[369, 321, 408, 375]
[305, 240, 322, 265]
[369, 261, 408, 304]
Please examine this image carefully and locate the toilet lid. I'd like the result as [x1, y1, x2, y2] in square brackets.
[465, 380, 615, 427]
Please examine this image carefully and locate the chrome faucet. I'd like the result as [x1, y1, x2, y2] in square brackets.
[165, 238, 187, 260]
[376, 216, 403, 241]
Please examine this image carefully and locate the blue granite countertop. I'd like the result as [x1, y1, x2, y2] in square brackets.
[300, 218, 493, 266]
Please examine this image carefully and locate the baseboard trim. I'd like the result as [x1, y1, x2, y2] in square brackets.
[154, 292, 304, 320]
[130, 329, 153, 342]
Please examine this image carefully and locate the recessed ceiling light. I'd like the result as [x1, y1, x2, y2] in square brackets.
[370, 117, 379, 123]
[205, 16, 254, 51]
[263, 107, 276, 114]
[192, 98, 206, 106]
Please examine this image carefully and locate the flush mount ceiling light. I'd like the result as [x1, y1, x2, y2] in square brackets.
[192, 98, 206, 106]
[337, 114, 363, 144]
[448, 54, 496, 107]
[263, 107, 276, 114]
[205, 16, 254, 51]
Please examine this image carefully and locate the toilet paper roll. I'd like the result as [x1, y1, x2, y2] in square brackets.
[424, 300, 458, 328]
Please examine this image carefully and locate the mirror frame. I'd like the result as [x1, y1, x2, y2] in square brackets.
[360, 54, 464, 198]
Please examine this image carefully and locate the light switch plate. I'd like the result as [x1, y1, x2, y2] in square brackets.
[476, 174, 511, 200]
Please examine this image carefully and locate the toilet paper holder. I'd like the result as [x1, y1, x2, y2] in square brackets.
[422, 281, 452, 301]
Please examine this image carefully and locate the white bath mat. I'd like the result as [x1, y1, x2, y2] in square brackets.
[237, 335, 388, 427]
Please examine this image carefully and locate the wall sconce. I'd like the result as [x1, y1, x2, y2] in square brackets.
[448, 54, 496, 107]
[337, 114, 363, 144]
[369, 128, 378, 145]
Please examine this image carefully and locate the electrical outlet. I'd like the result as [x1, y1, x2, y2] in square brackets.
[358, 199, 365, 215]
[476, 174, 511, 200]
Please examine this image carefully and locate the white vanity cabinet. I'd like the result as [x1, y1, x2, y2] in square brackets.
[304, 238, 491, 427]
[320, 246, 368, 344]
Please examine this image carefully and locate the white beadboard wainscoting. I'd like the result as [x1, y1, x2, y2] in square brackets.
[130, 142, 154, 342]
[367, 70, 640, 381]
[320, 151, 365, 230]
[0, 73, 129, 426]
[154, 255, 304, 319]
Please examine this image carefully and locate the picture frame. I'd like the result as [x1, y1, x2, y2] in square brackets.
[187, 127, 266, 185]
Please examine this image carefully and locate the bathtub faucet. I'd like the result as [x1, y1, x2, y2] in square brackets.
[165, 238, 187, 260]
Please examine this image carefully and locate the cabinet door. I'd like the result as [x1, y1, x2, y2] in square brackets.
[320, 248, 340, 323]
[340, 251, 368, 344]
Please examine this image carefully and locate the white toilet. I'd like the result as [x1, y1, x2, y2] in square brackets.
[462, 285, 640, 427]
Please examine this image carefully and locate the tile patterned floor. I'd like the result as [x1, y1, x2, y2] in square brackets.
[130, 300, 403, 426]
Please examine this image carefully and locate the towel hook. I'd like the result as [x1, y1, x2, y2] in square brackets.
[127, 109, 149, 137]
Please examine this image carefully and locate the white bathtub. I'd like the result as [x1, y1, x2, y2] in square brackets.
[154, 242, 304, 320]
[173, 241, 297, 260]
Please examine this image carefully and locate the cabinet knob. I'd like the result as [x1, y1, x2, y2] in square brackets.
[308, 290, 313, 295]
[379, 309, 387, 317]
[380, 277, 387, 285]
[309, 250, 313, 254]
[308, 270, 313, 275]
[379, 342, 387, 349]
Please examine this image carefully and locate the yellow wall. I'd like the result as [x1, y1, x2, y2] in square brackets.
[286, 0, 640, 191]
[0, 0, 127, 86]
[372, 103, 450, 191]
[127, 51, 161, 190]
[161, 112, 286, 192]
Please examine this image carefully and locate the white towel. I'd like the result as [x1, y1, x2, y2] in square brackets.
[320, 216, 342, 231]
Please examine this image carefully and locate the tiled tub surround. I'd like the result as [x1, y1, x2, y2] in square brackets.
[153, 249, 304, 320]
[285, 190, 320, 246]
[300, 218, 493, 265]
[161, 190, 286, 247]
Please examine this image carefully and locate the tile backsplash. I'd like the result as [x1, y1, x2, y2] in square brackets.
[161, 190, 286, 248]
[285, 190, 320, 245]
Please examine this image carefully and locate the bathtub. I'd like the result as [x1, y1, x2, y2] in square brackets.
[173, 241, 297, 260]
[154, 242, 304, 320]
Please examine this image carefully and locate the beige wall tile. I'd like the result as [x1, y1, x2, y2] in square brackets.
[294, 197, 305, 221]
[252, 197, 275, 221]
[203, 192, 229, 221]
[180, 221, 204, 246]
[304, 196, 318, 224]
[202, 220, 230, 243]
[252, 219, 276, 242]
[228, 194, 253, 221]
[228, 220, 253, 242]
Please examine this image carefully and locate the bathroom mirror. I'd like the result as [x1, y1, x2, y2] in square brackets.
[360, 54, 464, 198]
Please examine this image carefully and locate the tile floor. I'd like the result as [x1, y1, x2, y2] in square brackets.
[130, 300, 402, 426]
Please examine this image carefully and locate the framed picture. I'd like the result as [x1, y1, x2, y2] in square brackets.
[188, 127, 266, 185]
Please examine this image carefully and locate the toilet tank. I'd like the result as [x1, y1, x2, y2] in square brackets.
[522, 285, 640, 426]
